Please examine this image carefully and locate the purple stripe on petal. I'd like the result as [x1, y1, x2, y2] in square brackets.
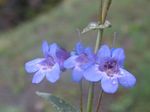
[46, 63, 60, 83]
[119, 68, 136, 88]
[83, 65, 102, 82]
[101, 76, 118, 94]
[72, 67, 83, 82]
[25, 58, 44, 73]
[32, 71, 45, 84]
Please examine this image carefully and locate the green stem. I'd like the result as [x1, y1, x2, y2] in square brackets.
[102, 0, 112, 24]
[80, 80, 83, 112]
[87, 0, 112, 111]
[99, 0, 103, 23]
[87, 83, 95, 112]
[87, 0, 104, 111]
[95, 1, 112, 111]
[96, 90, 104, 112]
[95, 30, 100, 52]
[95, 29, 104, 53]
[87, 29, 103, 112]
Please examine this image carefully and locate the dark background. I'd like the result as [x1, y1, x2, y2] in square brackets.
[0, 0, 62, 31]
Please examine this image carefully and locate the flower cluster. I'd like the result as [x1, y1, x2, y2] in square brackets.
[25, 41, 69, 83]
[25, 41, 136, 94]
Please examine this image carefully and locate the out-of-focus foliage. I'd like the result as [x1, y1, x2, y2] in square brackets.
[0, 0, 149, 112]
[0, 106, 21, 112]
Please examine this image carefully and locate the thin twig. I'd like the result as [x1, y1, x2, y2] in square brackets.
[86, 82, 95, 112]
[112, 32, 118, 48]
[96, 90, 104, 112]
[99, 0, 103, 23]
[80, 80, 83, 112]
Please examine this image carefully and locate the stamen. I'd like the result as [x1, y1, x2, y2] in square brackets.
[100, 58, 119, 77]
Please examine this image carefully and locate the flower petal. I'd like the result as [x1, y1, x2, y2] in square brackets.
[84, 47, 93, 57]
[72, 67, 83, 82]
[83, 65, 102, 82]
[56, 48, 69, 69]
[81, 61, 94, 70]
[97, 45, 111, 61]
[32, 71, 45, 84]
[75, 42, 84, 54]
[119, 68, 136, 88]
[84, 47, 94, 60]
[101, 77, 118, 94]
[46, 63, 60, 83]
[25, 58, 44, 73]
[42, 40, 49, 57]
[64, 55, 78, 69]
[49, 43, 58, 59]
[112, 48, 125, 65]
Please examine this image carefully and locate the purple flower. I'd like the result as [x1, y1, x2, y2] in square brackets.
[84, 45, 136, 94]
[25, 41, 69, 84]
[64, 42, 95, 82]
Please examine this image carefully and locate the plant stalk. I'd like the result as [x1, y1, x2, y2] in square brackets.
[87, 82, 95, 112]
[96, 0, 112, 112]
[102, 0, 112, 24]
[87, 26, 104, 112]
[96, 90, 104, 112]
[87, 0, 105, 112]
[80, 80, 83, 112]
[87, 0, 112, 112]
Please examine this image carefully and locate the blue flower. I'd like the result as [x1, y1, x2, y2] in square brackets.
[25, 41, 69, 84]
[84, 45, 136, 94]
[64, 42, 95, 82]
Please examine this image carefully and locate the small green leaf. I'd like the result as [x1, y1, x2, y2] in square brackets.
[36, 91, 79, 112]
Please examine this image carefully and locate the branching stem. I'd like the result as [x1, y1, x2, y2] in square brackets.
[87, 0, 112, 112]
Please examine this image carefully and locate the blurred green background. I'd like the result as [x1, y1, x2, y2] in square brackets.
[0, 0, 149, 112]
